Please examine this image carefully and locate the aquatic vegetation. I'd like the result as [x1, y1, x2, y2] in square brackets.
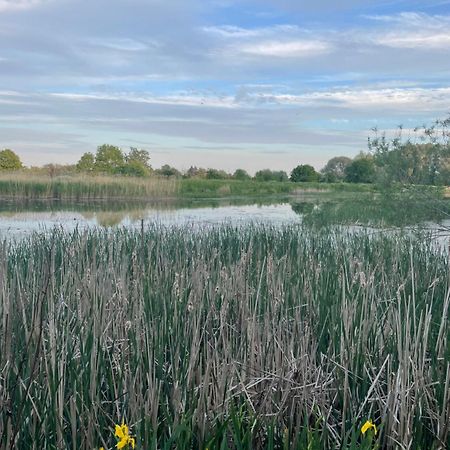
[0, 173, 178, 200]
[0, 224, 448, 449]
[0, 172, 377, 201]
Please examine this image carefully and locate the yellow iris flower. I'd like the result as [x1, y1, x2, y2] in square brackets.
[361, 419, 377, 436]
[115, 422, 136, 449]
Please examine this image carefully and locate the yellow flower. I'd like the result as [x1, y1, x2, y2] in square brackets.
[114, 422, 136, 449]
[361, 419, 377, 435]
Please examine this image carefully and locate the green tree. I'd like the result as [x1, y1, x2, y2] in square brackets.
[156, 165, 181, 178]
[345, 158, 375, 183]
[0, 149, 23, 171]
[254, 169, 288, 182]
[76, 152, 95, 172]
[206, 168, 230, 180]
[290, 164, 320, 182]
[94, 144, 124, 174]
[116, 160, 150, 177]
[233, 169, 251, 181]
[120, 147, 152, 177]
[126, 148, 151, 170]
[321, 156, 352, 182]
[184, 166, 207, 179]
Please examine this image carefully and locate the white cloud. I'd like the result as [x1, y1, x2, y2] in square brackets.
[202, 24, 299, 39]
[240, 39, 331, 57]
[50, 92, 238, 108]
[365, 13, 450, 49]
[375, 32, 450, 49]
[203, 24, 331, 59]
[0, 0, 50, 12]
[261, 87, 450, 111]
[365, 12, 449, 27]
[47, 85, 450, 112]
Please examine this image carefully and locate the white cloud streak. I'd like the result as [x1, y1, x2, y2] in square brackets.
[366, 12, 450, 49]
[240, 40, 331, 57]
[0, 0, 50, 12]
[44, 85, 450, 112]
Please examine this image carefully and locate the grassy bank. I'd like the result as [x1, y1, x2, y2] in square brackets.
[179, 179, 376, 198]
[1, 225, 449, 449]
[0, 172, 379, 200]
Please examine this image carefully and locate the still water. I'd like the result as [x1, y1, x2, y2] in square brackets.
[1, 194, 450, 240]
[0, 198, 301, 239]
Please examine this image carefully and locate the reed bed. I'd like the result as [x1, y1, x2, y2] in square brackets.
[0, 173, 178, 200]
[0, 225, 449, 449]
[0, 172, 377, 201]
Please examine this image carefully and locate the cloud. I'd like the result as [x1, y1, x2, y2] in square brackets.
[1, 2, 450, 170]
[0, 0, 50, 12]
[203, 24, 332, 60]
[240, 40, 331, 57]
[366, 13, 450, 49]
[42, 84, 450, 112]
[376, 32, 450, 49]
[50, 92, 238, 108]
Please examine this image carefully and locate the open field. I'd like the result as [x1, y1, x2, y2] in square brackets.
[0, 173, 377, 201]
[0, 225, 449, 449]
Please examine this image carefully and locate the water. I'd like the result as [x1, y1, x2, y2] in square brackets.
[0, 198, 301, 239]
[1, 194, 450, 240]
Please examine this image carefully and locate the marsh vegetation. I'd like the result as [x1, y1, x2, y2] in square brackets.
[0, 224, 449, 449]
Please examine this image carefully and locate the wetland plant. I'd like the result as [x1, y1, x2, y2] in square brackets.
[0, 225, 449, 449]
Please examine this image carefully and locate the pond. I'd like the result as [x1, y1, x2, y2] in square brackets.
[1, 193, 450, 240]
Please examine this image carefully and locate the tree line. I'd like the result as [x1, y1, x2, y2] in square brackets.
[2, 116, 449, 185]
[0, 144, 375, 183]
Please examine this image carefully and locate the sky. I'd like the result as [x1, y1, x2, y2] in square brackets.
[0, 0, 449, 173]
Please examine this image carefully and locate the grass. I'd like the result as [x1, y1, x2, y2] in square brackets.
[0, 173, 178, 200]
[0, 224, 449, 449]
[0, 172, 379, 201]
[179, 179, 377, 198]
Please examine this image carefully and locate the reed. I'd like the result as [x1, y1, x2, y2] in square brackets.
[0, 172, 379, 201]
[0, 173, 178, 200]
[0, 225, 449, 449]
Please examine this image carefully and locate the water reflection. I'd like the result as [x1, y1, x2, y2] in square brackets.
[0, 196, 298, 238]
[292, 194, 450, 228]
[1, 193, 450, 239]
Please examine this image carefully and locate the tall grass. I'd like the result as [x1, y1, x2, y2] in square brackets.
[0, 173, 178, 200]
[0, 172, 379, 201]
[0, 225, 449, 449]
[179, 179, 297, 197]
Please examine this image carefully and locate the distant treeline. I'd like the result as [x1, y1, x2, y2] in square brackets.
[2, 116, 450, 186]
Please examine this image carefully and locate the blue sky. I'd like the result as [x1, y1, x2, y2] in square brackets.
[0, 0, 449, 172]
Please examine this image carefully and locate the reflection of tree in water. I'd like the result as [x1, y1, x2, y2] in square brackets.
[293, 194, 450, 228]
[290, 202, 316, 216]
[94, 211, 128, 227]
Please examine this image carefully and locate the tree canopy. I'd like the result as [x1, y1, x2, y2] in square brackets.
[290, 164, 320, 182]
[233, 169, 251, 180]
[0, 149, 23, 171]
[321, 156, 352, 182]
[254, 169, 288, 182]
[156, 165, 181, 178]
[344, 158, 375, 183]
[76, 152, 95, 172]
[76, 145, 151, 176]
[94, 145, 125, 173]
